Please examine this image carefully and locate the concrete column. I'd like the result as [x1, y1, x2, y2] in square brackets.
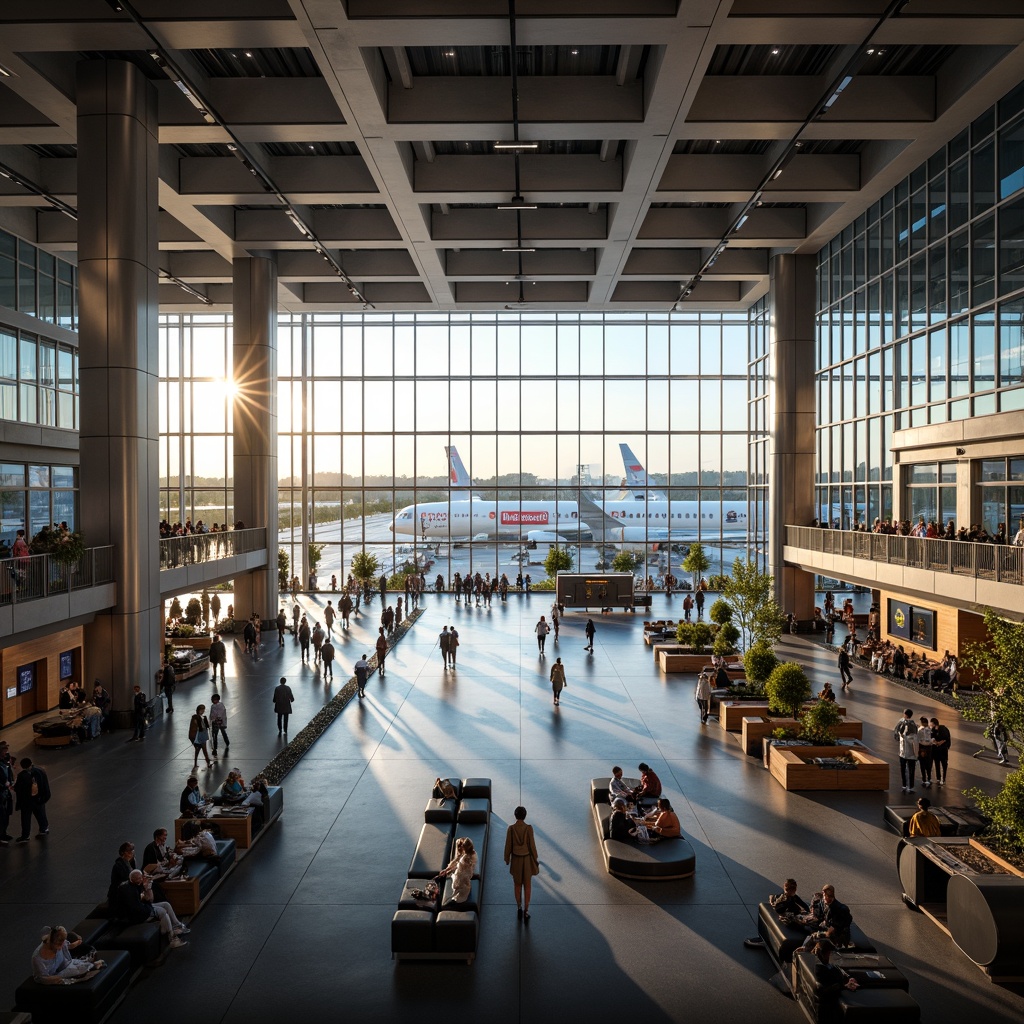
[77, 60, 161, 714]
[769, 254, 817, 619]
[232, 256, 279, 621]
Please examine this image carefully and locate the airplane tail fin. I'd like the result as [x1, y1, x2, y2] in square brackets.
[619, 444, 666, 499]
[446, 445, 473, 492]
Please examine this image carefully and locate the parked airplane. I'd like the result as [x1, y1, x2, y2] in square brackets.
[391, 447, 748, 545]
[619, 443, 667, 500]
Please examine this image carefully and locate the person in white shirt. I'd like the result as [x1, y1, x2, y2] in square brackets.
[209, 693, 228, 757]
[609, 765, 633, 804]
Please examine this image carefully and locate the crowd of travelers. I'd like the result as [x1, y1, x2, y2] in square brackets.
[815, 514, 1024, 544]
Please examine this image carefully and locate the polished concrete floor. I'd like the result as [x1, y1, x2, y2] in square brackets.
[1, 593, 1021, 1024]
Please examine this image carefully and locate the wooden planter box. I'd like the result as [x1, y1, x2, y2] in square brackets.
[719, 701, 847, 732]
[740, 715, 864, 755]
[768, 744, 888, 791]
[165, 634, 212, 651]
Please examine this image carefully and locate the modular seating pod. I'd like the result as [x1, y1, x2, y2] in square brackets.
[392, 778, 492, 964]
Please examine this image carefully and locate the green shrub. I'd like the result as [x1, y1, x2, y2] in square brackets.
[765, 662, 811, 718]
[532, 578, 556, 591]
[709, 599, 733, 625]
[168, 597, 183, 620]
[968, 768, 1024, 854]
[744, 641, 779, 687]
[184, 597, 203, 625]
[716, 622, 740, 650]
[387, 572, 411, 590]
[676, 621, 694, 646]
[690, 621, 713, 653]
[612, 551, 643, 574]
[278, 548, 289, 589]
[544, 547, 573, 577]
[350, 551, 380, 582]
[707, 573, 730, 591]
[800, 700, 842, 746]
[771, 726, 799, 741]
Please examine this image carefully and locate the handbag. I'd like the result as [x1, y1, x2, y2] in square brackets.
[194, 730, 209, 746]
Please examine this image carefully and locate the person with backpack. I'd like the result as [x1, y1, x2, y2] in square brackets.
[894, 708, 920, 793]
[189, 704, 213, 771]
[321, 637, 335, 681]
[535, 615, 550, 655]
[15, 757, 50, 842]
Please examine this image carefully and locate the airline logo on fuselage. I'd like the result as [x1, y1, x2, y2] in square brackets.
[500, 511, 549, 525]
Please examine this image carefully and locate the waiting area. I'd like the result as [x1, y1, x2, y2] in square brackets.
[0, 593, 1020, 1024]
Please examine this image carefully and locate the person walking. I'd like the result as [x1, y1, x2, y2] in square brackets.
[273, 677, 294, 735]
[930, 716, 951, 785]
[129, 684, 148, 742]
[354, 654, 369, 698]
[683, 593, 693, 622]
[211, 591, 221, 625]
[159, 662, 176, 713]
[209, 693, 229, 757]
[0, 741, 15, 845]
[439, 625, 452, 669]
[584, 618, 596, 652]
[695, 669, 712, 725]
[396, 597, 404, 624]
[189, 704, 212, 770]
[549, 657, 566, 706]
[298, 617, 311, 663]
[535, 615, 550, 655]
[917, 716, 933, 787]
[449, 627, 460, 668]
[504, 805, 539, 921]
[838, 646, 853, 691]
[276, 608, 287, 647]
[375, 627, 388, 678]
[321, 638, 335, 680]
[209, 633, 226, 682]
[201, 588, 211, 628]
[311, 622, 325, 665]
[550, 603, 560, 641]
[14, 757, 50, 842]
[695, 588, 705, 620]
[292, 601, 301, 637]
[894, 708, 919, 793]
[323, 600, 335, 637]
[340, 593, 352, 629]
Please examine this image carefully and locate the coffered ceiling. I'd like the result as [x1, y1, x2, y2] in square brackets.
[1, 0, 1023, 311]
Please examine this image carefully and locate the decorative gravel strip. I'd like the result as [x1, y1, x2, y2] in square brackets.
[258, 608, 424, 784]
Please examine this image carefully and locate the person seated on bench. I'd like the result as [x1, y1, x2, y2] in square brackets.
[142, 827, 183, 879]
[908, 796, 942, 837]
[744, 878, 810, 947]
[817, 682, 836, 703]
[220, 771, 246, 804]
[179, 820, 218, 857]
[107, 841, 137, 903]
[805, 938, 859, 995]
[436, 836, 477, 909]
[631, 763, 662, 809]
[609, 799, 634, 843]
[112, 870, 189, 948]
[636, 797, 680, 842]
[608, 765, 633, 805]
[797, 884, 853, 950]
[31, 925, 105, 985]
[180, 775, 203, 817]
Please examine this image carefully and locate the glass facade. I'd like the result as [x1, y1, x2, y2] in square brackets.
[158, 315, 234, 525]
[815, 80, 1024, 528]
[160, 311, 759, 586]
[0, 228, 79, 330]
[0, 462, 78, 546]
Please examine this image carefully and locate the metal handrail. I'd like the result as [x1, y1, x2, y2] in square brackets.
[159, 526, 268, 570]
[786, 526, 1024, 585]
[0, 545, 116, 605]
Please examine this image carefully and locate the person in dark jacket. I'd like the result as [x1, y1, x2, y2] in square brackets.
[609, 799, 633, 843]
[107, 842, 137, 902]
[0, 741, 15, 845]
[837, 647, 853, 690]
[276, 608, 287, 647]
[14, 757, 49, 842]
[160, 662, 176, 712]
[129, 684, 148, 742]
[112, 870, 188, 947]
[180, 776, 202, 816]
[209, 633, 227, 682]
[273, 677, 294, 734]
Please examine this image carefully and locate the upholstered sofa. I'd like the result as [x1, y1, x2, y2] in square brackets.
[14, 948, 133, 1024]
[792, 949, 921, 1023]
[589, 780, 695, 880]
[392, 778, 491, 963]
[756, 901, 876, 971]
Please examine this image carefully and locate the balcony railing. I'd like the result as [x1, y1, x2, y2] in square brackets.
[0, 546, 116, 605]
[786, 526, 1024, 585]
[159, 527, 268, 570]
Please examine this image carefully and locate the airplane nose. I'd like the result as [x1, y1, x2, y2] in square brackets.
[388, 523, 393, 532]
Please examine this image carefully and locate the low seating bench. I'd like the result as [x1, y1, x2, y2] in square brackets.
[14, 948, 133, 1024]
[392, 778, 492, 964]
[882, 803, 987, 838]
[589, 780, 695, 880]
[757, 902, 876, 971]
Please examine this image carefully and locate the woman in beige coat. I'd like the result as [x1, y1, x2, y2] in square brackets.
[503, 805, 539, 920]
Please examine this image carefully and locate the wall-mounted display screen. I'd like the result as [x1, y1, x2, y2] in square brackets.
[59, 650, 73, 680]
[17, 663, 34, 695]
[888, 599, 936, 650]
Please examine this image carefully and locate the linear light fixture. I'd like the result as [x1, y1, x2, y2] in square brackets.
[0, 160, 77, 220]
[502, 246, 536, 252]
[159, 269, 213, 305]
[497, 195, 537, 210]
[0, 62, 14, 77]
[494, 141, 538, 151]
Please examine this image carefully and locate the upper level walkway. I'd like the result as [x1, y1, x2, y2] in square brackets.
[0, 528, 269, 638]
[785, 525, 1024, 616]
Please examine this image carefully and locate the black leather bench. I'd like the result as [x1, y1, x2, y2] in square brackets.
[14, 948, 132, 1024]
[757, 903, 876, 971]
[76, 913, 163, 970]
[392, 777, 491, 963]
[792, 950, 920, 1024]
[882, 803, 987, 838]
[589, 779, 696, 880]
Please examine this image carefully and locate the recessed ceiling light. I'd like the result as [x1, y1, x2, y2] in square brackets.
[494, 141, 539, 151]
[308, 145, 315, 150]
[245, 51, 253, 58]
[444, 51, 455, 58]
[570, 49, 579, 56]
[771, 48, 780, 55]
